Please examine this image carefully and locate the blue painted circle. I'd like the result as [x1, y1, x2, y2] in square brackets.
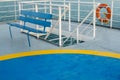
[0, 54, 120, 80]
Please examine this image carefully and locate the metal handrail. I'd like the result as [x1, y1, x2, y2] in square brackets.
[63, 9, 94, 45]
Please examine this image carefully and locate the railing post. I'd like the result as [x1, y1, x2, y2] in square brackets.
[35, 4, 40, 38]
[19, 1, 24, 32]
[50, 0, 52, 14]
[76, 27, 79, 44]
[64, 0, 66, 20]
[35, 4, 38, 12]
[110, 0, 114, 28]
[93, 0, 96, 39]
[14, 1, 17, 20]
[49, 0, 53, 31]
[44, 0, 47, 13]
[78, 0, 80, 22]
[69, 2, 71, 32]
[18, 2, 22, 25]
[18, 1, 21, 17]
[59, 7, 62, 47]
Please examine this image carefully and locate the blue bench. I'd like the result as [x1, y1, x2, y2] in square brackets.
[7, 10, 52, 47]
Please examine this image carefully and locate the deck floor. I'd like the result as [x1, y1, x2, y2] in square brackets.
[1, 21, 120, 80]
[0, 21, 120, 55]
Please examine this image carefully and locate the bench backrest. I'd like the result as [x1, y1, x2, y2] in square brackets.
[20, 10, 52, 27]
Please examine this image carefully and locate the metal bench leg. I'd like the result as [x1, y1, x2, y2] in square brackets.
[27, 32, 31, 47]
[9, 26, 13, 39]
[44, 19, 46, 32]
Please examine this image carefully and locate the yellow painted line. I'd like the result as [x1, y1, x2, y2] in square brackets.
[0, 50, 120, 61]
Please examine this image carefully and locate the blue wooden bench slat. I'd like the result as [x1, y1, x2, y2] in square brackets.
[21, 10, 52, 19]
[19, 16, 51, 27]
[7, 23, 46, 33]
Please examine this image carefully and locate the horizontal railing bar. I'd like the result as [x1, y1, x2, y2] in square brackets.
[51, 1, 98, 4]
[113, 13, 120, 16]
[114, 7, 120, 9]
[112, 20, 120, 22]
[0, 0, 16, 2]
[0, 5, 16, 7]
[0, 10, 17, 13]
[21, 2, 69, 8]
[20, 0, 50, 3]
[2, 14, 18, 17]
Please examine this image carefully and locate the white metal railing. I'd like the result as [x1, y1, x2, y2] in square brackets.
[0, 0, 120, 29]
[63, 8, 95, 45]
[0, 0, 18, 21]
[48, 0, 97, 46]
[19, 0, 97, 47]
[110, 0, 120, 28]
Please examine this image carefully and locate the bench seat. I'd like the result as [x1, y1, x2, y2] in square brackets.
[7, 23, 46, 33]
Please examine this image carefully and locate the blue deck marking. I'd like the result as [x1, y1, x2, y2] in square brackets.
[0, 54, 120, 80]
